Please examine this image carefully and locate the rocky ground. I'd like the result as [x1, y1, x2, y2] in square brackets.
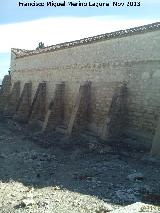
[0, 119, 160, 213]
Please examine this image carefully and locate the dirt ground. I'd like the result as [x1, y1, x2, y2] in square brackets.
[0, 119, 160, 213]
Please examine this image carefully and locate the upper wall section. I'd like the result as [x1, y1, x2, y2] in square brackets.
[11, 22, 160, 73]
[12, 22, 160, 58]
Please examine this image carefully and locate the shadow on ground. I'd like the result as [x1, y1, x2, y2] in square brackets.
[0, 118, 160, 212]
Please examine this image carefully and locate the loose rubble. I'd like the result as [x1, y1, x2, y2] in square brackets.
[0, 120, 160, 212]
[127, 172, 144, 182]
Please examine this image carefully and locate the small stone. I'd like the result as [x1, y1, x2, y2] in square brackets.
[98, 145, 112, 154]
[20, 198, 35, 207]
[37, 200, 49, 207]
[0, 153, 7, 159]
[52, 186, 61, 191]
[95, 203, 113, 212]
[37, 173, 40, 178]
[127, 172, 144, 181]
[116, 189, 138, 202]
[88, 141, 98, 151]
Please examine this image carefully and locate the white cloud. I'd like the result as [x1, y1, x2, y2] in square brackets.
[0, 16, 157, 53]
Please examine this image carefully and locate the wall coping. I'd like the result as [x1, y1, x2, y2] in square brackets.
[12, 22, 160, 58]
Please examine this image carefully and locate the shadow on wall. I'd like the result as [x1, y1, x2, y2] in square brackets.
[0, 74, 158, 153]
[0, 76, 128, 140]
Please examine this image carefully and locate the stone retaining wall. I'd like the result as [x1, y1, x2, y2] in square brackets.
[1, 23, 160, 151]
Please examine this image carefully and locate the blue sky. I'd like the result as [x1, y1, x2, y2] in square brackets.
[0, 0, 160, 79]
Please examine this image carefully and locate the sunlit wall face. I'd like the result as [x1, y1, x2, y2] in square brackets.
[0, 0, 159, 79]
